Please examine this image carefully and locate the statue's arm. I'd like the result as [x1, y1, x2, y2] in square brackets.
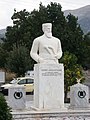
[55, 40, 62, 59]
[30, 39, 44, 63]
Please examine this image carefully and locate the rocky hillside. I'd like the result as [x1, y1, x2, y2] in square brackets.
[64, 5, 90, 34]
[0, 29, 6, 43]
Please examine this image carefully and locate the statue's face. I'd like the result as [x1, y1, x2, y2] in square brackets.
[42, 23, 52, 38]
[44, 25, 52, 33]
[44, 25, 52, 38]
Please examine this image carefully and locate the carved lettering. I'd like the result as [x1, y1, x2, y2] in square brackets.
[41, 68, 62, 76]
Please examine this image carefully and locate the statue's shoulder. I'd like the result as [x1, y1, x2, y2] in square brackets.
[34, 35, 44, 42]
[52, 36, 60, 42]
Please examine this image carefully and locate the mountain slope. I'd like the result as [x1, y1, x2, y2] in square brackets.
[64, 5, 90, 34]
[0, 29, 6, 43]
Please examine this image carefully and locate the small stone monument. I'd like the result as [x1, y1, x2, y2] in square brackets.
[8, 85, 26, 110]
[30, 23, 64, 110]
[70, 81, 89, 109]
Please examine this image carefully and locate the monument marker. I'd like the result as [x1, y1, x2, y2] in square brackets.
[30, 23, 64, 109]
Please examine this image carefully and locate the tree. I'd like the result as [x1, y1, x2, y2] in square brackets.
[26, 2, 67, 50]
[65, 14, 85, 65]
[4, 9, 30, 51]
[0, 43, 8, 68]
[0, 93, 12, 120]
[60, 51, 84, 102]
[83, 32, 90, 69]
[5, 45, 33, 76]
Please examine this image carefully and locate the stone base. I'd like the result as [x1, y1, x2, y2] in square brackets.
[34, 63, 64, 109]
[12, 106, 90, 120]
[30, 105, 67, 111]
[7, 96, 90, 120]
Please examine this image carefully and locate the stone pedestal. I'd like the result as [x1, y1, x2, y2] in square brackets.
[70, 83, 89, 109]
[34, 63, 64, 109]
[8, 85, 26, 110]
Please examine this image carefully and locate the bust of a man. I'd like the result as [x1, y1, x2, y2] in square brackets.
[30, 23, 62, 64]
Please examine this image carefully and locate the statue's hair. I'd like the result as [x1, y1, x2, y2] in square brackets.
[42, 23, 52, 32]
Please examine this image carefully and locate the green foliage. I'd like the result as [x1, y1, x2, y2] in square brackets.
[5, 45, 33, 77]
[0, 43, 8, 68]
[83, 32, 90, 69]
[65, 14, 84, 65]
[4, 9, 30, 51]
[60, 51, 84, 100]
[0, 93, 12, 120]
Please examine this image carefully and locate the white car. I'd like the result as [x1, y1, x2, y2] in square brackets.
[0, 76, 34, 95]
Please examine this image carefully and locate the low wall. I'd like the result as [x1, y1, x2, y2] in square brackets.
[12, 109, 90, 120]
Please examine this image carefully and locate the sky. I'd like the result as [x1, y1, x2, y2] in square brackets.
[0, 0, 90, 30]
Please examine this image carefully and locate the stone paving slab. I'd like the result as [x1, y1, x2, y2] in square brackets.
[12, 101, 90, 120]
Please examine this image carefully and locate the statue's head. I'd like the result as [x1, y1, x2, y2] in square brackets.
[42, 23, 52, 38]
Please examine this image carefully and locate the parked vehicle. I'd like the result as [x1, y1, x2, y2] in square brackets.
[0, 76, 34, 95]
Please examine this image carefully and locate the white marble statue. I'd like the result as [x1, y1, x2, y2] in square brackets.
[30, 23, 62, 64]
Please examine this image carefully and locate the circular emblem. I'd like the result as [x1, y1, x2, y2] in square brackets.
[78, 91, 86, 98]
[14, 91, 23, 99]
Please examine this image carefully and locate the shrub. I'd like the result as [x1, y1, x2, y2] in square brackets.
[0, 93, 12, 120]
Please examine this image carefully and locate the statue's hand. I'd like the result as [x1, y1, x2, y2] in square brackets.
[38, 58, 45, 63]
[54, 54, 58, 59]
